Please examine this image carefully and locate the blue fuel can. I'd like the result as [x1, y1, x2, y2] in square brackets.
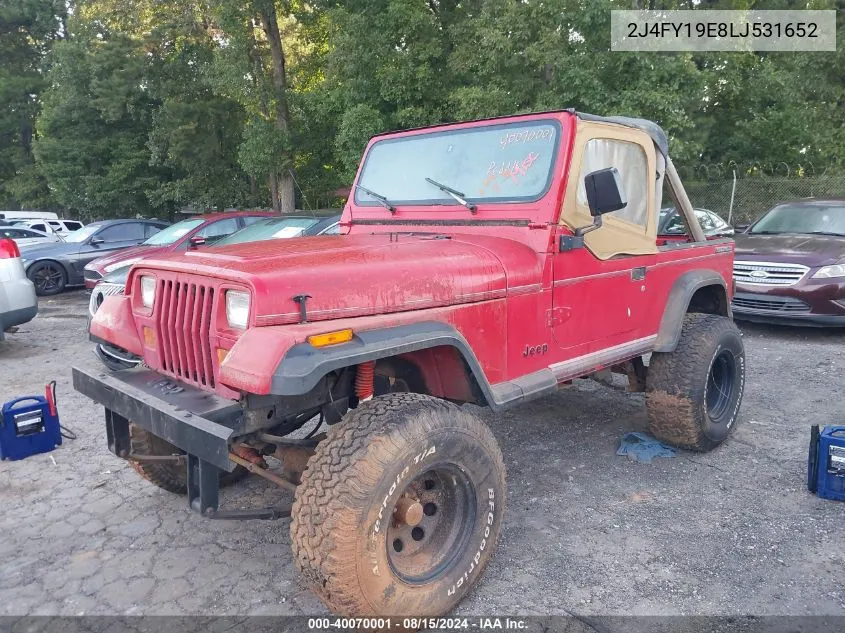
[808, 425, 845, 502]
[0, 390, 62, 461]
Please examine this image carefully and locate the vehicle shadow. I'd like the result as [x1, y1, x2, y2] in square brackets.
[737, 320, 845, 342]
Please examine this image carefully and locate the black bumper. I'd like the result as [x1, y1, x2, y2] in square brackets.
[72, 364, 240, 471]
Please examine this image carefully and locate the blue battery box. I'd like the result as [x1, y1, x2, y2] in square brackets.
[0, 395, 62, 461]
[807, 425, 845, 501]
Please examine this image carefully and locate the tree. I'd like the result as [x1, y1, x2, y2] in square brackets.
[0, 0, 68, 210]
[209, 0, 301, 213]
[34, 33, 165, 218]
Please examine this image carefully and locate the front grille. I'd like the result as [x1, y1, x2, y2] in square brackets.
[89, 282, 125, 317]
[733, 261, 809, 286]
[156, 280, 216, 388]
[84, 269, 103, 281]
[733, 293, 811, 313]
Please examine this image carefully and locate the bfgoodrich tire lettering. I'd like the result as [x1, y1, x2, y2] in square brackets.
[290, 392, 507, 616]
[646, 313, 745, 451]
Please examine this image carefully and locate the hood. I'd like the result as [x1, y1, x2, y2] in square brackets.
[133, 233, 542, 326]
[734, 233, 845, 267]
[88, 244, 163, 271]
[18, 241, 81, 260]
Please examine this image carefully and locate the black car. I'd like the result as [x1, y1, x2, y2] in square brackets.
[19, 219, 169, 295]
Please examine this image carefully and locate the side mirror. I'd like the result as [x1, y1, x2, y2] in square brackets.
[188, 236, 207, 249]
[89, 237, 104, 246]
[584, 167, 627, 217]
[560, 167, 628, 252]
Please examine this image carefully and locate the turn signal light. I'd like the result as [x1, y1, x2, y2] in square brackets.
[217, 348, 229, 364]
[307, 329, 354, 348]
[143, 326, 157, 348]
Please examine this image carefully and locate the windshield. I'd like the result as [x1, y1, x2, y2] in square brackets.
[355, 119, 560, 207]
[65, 224, 103, 243]
[214, 217, 319, 246]
[751, 203, 845, 236]
[143, 218, 204, 245]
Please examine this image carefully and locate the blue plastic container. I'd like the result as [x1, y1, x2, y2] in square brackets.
[808, 425, 845, 502]
[0, 395, 62, 461]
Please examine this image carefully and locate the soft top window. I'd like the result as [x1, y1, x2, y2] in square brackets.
[355, 119, 560, 207]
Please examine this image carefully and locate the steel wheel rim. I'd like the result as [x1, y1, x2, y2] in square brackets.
[33, 265, 62, 292]
[386, 464, 476, 585]
[706, 349, 736, 422]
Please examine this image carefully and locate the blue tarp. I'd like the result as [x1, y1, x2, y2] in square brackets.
[617, 432, 677, 464]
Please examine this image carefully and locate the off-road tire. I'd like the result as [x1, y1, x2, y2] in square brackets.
[291, 392, 507, 616]
[128, 425, 247, 494]
[646, 313, 745, 451]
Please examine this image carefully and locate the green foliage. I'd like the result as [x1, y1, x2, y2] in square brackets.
[335, 104, 384, 182]
[238, 117, 292, 178]
[0, 0, 67, 209]
[34, 35, 162, 218]
[0, 0, 842, 217]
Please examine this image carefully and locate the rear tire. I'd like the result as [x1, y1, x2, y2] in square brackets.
[128, 425, 247, 494]
[28, 261, 66, 296]
[646, 313, 745, 451]
[291, 392, 507, 616]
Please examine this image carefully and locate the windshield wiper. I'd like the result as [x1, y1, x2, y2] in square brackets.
[807, 231, 845, 237]
[424, 178, 477, 213]
[354, 184, 396, 214]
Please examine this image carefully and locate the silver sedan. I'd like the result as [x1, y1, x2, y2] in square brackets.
[0, 238, 38, 340]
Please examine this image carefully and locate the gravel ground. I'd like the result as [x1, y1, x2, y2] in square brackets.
[0, 289, 843, 618]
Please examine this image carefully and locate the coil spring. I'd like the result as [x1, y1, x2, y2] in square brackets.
[355, 360, 376, 400]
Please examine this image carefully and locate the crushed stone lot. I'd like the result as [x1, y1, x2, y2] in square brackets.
[1, 289, 844, 618]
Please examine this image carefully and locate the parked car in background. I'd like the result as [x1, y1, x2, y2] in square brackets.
[19, 219, 169, 296]
[13, 218, 84, 237]
[211, 213, 342, 246]
[88, 213, 342, 371]
[0, 238, 38, 341]
[733, 199, 845, 326]
[0, 211, 59, 223]
[658, 207, 734, 239]
[83, 211, 274, 290]
[0, 226, 62, 247]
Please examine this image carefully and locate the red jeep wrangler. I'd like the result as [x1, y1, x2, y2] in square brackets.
[74, 110, 745, 617]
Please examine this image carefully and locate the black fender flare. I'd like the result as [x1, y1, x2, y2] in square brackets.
[269, 320, 497, 404]
[653, 269, 730, 353]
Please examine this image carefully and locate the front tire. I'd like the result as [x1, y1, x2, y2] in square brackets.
[291, 393, 507, 616]
[646, 313, 745, 451]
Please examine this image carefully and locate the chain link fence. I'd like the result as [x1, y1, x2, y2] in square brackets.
[677, 162, 845, 227]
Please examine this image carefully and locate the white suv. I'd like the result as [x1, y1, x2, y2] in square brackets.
[0, 238, 38, 340]
[14, 218, 85, 237]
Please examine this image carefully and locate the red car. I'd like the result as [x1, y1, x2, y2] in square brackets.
[83, 211, 273, 289]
